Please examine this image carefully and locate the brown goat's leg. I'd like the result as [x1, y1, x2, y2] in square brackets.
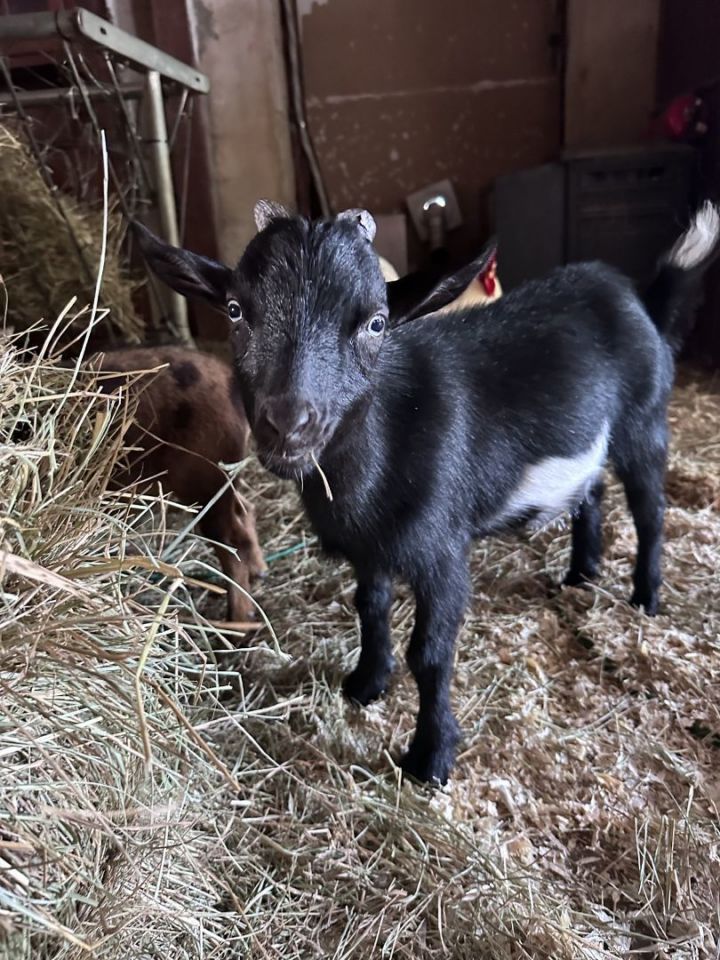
[233, 495, 267, 580]
[201, 498, 257, 622]
[212, 542, 256, 621]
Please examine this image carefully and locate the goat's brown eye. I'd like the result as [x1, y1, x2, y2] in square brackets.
[367, 314, 386, 336]
[227, 300, 242, 322]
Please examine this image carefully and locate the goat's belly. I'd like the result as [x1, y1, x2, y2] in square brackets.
[495, 423, 610, 531]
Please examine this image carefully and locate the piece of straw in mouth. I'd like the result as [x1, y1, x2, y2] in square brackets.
[311, 450, 333, 501]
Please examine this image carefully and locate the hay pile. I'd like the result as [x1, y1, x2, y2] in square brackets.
[2, 296, 718, 958]
[0, 327, 248, 957]
[0, 125, 142, 343]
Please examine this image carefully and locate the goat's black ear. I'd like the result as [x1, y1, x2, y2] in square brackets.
[336, 208, 376, 242]
[132, 222, 231, 304]
[254, 199, 291, 232]
[387, 237, 498, 324]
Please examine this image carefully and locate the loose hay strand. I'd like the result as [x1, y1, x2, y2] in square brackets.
[312, 450, 334, 501]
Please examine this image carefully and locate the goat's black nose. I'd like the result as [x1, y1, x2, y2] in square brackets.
[285, 403, 314, 443]
[257, 398, 319, 451]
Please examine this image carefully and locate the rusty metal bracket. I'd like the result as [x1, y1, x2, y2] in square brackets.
[0, 7, 209, 93]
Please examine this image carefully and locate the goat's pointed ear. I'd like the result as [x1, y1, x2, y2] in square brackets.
[132, 222, 231, 304]
[254, 199, 291, 232]
[336, 208, 376, 242]
[386, 238, 498, 324]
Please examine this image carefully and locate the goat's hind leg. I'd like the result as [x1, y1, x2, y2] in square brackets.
[564, 476, 605, 587]
[344, 569, 395, 705]
[612, 426, 668, 615]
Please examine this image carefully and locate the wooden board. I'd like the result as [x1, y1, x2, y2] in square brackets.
[299, 0, 563, 260]
[565, 0, 661, 150]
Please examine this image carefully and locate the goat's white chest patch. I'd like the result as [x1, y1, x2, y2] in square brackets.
[500, 423, 610, 529]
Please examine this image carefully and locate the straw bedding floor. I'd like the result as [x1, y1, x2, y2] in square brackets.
[214, 371, 720, 958]
[3, 354, 718, 959]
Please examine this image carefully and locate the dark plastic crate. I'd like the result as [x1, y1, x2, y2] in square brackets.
[565, 145, 697, 281]
[493, 162, 565, 291]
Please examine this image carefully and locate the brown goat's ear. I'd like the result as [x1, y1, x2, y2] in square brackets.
[387, 237, 498, 325]
[336, 208, 376, 243]
[132, 222, 231, 304]
[254, 199, 291, 232]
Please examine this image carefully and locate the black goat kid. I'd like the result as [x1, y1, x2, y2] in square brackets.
[135, 201, 719, 784]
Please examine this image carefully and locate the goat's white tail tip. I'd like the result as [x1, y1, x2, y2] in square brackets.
[668, 201, 720, 270]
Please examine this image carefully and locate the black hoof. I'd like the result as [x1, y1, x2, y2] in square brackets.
[342, 662, 394, 706]
[400, 724, 460, 786]
[630, 589, 659, 616]
[563, 568, 597, 588]
[400, 742, 456, 786]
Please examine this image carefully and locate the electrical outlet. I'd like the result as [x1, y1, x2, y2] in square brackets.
[405, 179, 462, 242]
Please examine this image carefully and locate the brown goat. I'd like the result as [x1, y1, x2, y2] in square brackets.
[94, 346, 266, 622]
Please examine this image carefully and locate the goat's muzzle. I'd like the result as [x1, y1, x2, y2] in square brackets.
[253, 395, 331, 477]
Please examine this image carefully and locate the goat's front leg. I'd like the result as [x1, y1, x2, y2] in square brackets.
[201, 493, 260, 623]
[233, 495, 267, 581]
[403, 552, 469, 785]
[343, 570, 394, 705]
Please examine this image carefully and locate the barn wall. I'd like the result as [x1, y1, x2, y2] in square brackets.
[657, 0, 720, 367]
[564, 0, 661, 150]
[297, 0, 563, 258]
[103, 0, 295, 339]
[109, 0, 295, 264]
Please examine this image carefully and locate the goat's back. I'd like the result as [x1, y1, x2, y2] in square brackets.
[386, 262, 672, 442]
[315, 262, 676, 555]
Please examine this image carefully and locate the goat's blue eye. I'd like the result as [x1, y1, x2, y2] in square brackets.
[367, 314, 386, 336]
[227, 300, 242, 322]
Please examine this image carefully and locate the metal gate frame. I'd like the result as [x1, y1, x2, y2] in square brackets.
[0, 6, 210, 345]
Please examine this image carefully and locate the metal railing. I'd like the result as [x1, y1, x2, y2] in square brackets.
[0, 6, 210, 345]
